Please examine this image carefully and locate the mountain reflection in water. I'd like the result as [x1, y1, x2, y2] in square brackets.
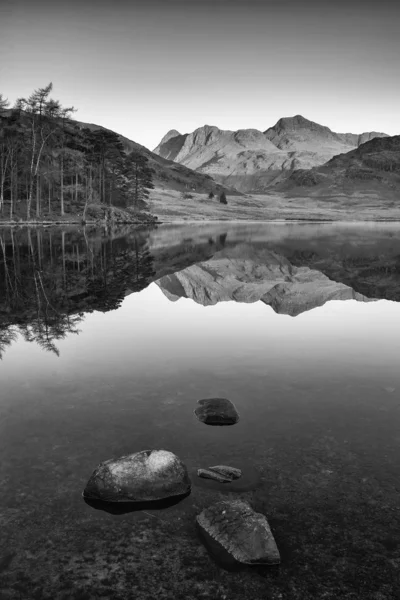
[1, 222, 400, 357]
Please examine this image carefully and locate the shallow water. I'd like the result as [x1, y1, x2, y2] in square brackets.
[0, 223, 399, 599]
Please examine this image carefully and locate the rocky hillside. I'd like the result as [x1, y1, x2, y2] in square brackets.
[277, 135, 400, 197]
[76, 120, 233, 196]
[153, 116, 388, 193]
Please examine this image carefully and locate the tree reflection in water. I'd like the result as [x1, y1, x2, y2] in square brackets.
[0, 227, 155, 358]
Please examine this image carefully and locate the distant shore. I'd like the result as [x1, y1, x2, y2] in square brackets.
[2, 217, 400, 228]
[148, 188, 400, 223]
[0, 219, 157, 226]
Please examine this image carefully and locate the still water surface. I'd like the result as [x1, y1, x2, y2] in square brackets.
[0, 223, 399, 599]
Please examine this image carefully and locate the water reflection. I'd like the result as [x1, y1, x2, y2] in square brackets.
[156, 245, 373, 315]
[0, 227, 155, 357]
[1, 222, 400, 358]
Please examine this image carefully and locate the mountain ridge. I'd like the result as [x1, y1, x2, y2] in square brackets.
[277, 134, 400, 196]
[153, 116, 389, 193]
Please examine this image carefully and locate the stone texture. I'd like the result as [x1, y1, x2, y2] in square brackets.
[83, 449, 191, 503]
[197, 469, 232, 483]
[208, 465, 242, 480]
[197, 500, 280, 566]
[194, 398, 239, 426]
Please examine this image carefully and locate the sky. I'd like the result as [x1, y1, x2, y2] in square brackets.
[1, 0, 399, 150]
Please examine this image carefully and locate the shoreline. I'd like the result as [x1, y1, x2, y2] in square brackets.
[1, 217, 400, 226]
[0, 220, 158, 226]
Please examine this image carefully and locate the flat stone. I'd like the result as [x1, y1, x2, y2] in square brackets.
[208, 465, 242, 480]
[197, 468, 232, 483]
[194, 398, 239, 426]
[189, 461, 261, 493]
[83, 449, 191, 503]
[196, 500, 280, 566]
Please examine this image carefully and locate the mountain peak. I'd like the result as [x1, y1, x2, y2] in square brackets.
[195, 124, 221, 134]
[280, 114, 311, 125]
[189, 125, 223, 145]
[267, 115, 332, 135]
[157, 129, 181, 146]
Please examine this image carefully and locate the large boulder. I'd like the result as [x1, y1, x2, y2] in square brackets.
[194, 398, 239, 425]
[197, 500, 280, 566]
[83, 449, 191, 503]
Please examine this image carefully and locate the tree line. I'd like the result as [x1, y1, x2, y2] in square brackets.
[0, 84, 154, 221]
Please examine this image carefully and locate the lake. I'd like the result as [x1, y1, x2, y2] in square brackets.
[0, 222, 399, 600]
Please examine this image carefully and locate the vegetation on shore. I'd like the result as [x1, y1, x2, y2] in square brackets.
[0, 86, 156, 223]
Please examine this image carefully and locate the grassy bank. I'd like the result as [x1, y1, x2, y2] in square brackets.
[149, 188, 400, 222]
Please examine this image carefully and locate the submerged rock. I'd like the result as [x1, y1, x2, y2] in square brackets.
[194, 398, 240, 426]
[83, 449, 191, 503]
[208, 465, 242, 480]
[197, 468, 232, 483]
[197, 500, 280, 566]
[83, 493, 190, 515]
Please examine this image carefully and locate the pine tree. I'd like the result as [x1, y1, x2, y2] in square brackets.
[123, 152, 154, 208]
[219, 191, 227, 204]
[0, 94, 9, 114]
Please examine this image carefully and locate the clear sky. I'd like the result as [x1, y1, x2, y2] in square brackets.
[1, 0, 399, 150]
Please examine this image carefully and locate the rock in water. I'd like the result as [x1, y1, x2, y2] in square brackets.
[208, 465, 242, 480]
[197, 468, 232, 483]
[83, 449, 191, 503]
[191, 461, 261, 493]
[194, 398, 239, 425]
[197, 500, 280, 565]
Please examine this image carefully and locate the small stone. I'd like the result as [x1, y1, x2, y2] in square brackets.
[197, 469, 232, 483]
[190, 461, 261, 493]
[208, 465, 242, 480]
[197, 500, 280, 566]
[194, 398, 239, 426]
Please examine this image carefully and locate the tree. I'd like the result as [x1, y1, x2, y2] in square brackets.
[0, 118, 24, 216]
[219, 191, 227, 204]
[13, 83, 76, 219]
[55, 106, 77, 216]
[208, 191, 214, 199]
[0, 84, 156, 221]
[0, 94, 9, 114]
[123, 152, 154, 208]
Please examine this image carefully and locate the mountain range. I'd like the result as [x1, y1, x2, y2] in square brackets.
[153, 116, 389, 193]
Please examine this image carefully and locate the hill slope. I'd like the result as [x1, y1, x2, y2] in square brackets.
[153, 116, 388, 193]
[75, 120, 232, 196]
[277, 135, 400, 198]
